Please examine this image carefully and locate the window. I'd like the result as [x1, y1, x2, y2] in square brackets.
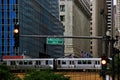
[78, 61, 81, 64]
[62, 61, 66, 64]
[10, 61, 16, 65]
[60, 15, 65, 21]
[88, 61, 91, 64]
[19, 61, 23, 65]
[46, 60, 48, 65]
[57, 60, 60, 65]
[28, 61, 32, 65]
[60, 5, 65, 12]
[90, 46, 92, 49]
[36, 61, 41, 65]
[83, 61, 86, 64]
[24, 61, 27, 65]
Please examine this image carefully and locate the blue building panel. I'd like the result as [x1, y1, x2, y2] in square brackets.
[0, 0, 17, 60]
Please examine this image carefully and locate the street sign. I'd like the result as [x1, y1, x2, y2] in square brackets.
[47, 38, 64, 45]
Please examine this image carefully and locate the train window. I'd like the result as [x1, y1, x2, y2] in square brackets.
[98, 61, 100, 64]
[10, 61, 16, 65]
[36, 61, 39, 65]
[2, 62, 7, 65]
[28, 61, 32, 65]
[39, 61, 41, 65]
[24, 61, 27, 65]
[88, 61, 91, 64]
[78, 60, 81, 64]
[70, 61, 74, 64]
[36, 61, 41, 65]
[96, 61, 100, 64]
[83, 61, 86, 64]
[46, 60, 48, 65]
[57, 60, 60, 65]
[19, 61, 23, 65]
[48, 61, 52, 64]
[95, 61, 97, 64]
[62, 61, 66, 64]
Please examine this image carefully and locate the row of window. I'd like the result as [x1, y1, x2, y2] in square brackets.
[10, 60, 53, 65]
[9, 60, 100, 65]
[57, 60, 100, 65]
[60, 4, 65, 22]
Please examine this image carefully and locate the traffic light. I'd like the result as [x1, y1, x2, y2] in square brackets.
[101, 55, 108, 78]
[101, 55, 108, 70]
[14, 24, 19, 47]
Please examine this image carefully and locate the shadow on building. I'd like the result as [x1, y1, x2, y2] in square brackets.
[39, 52, 51, 58]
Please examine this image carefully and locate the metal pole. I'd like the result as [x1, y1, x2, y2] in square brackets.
[118, 32, 120, 80]
[111, 0, 115, 79]
[102, 36, 107, 80]
[20, 35, 103, 39]
[117, 53, 119, 80]
[117, 36, 120, 80]
[111, 39, 115, 80]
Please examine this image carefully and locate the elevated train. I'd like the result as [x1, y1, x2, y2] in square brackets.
[2, 58, 107, 71]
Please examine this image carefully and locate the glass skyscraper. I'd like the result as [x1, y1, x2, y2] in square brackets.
[0, 0, 64, 60]
[0, 0, 17, 59]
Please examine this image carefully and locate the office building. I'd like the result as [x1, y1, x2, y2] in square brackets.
[106, 0, 113, 30]
[0, 0, 64, 60]
[116, 0, 120, 30]
[59, 0, 91, 57]
[90, 0, 108, 57]
[115, 0, 120, 50]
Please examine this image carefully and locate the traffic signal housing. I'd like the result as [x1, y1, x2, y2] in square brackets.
[101, 55, 109, 78]
[14, 24, 19, 48]
[101, 55, 108, 70]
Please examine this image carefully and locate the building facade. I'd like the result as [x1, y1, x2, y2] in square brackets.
[106, 0, 113, 30]
[90, 0, 108, 57]
[0, 0, 64, 60]
[115, 0, 120, 50]
[59, 0, 91, 57]
[116, 0, 120, 30]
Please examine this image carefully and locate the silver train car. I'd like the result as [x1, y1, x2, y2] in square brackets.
[56, 58, 101, 70]
[2, 58, 109, 70]
[3, 58, 54, 70]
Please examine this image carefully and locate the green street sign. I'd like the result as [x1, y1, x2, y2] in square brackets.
[47, 38, 64, 45]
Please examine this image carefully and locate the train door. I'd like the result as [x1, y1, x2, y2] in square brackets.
[94, 60, 101, 69]
[69, 60, 74, 68]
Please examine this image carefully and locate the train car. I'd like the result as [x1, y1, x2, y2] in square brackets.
[2, 58, 111, 71]
[56, 58, 101, 70]
[3, 58, 54, 70]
